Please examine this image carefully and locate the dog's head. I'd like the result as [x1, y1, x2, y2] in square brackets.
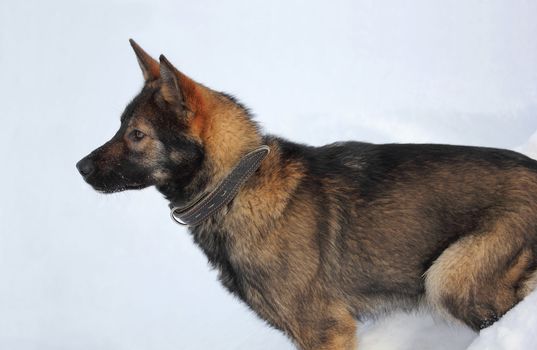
[76, 40, 208, 195]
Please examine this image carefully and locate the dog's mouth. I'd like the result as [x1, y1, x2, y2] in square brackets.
[93, 183, 147, 194]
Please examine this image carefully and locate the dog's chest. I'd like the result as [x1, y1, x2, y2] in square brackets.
[189, 225, 248, 298]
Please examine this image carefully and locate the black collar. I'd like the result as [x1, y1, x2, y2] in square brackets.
[170, 145, 270, 227]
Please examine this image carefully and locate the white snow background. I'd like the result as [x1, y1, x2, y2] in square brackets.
[1, 0, 537, 349]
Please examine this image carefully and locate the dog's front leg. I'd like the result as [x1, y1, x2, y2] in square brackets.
[293, 304, 357, 350]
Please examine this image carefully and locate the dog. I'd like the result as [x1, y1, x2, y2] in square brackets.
[77, 40, 537, 350]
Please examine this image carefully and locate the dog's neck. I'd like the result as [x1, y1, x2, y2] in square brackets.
[161, 135, 304, 235]
[170, 145, 270, 226]
[159, 94, 263, 207]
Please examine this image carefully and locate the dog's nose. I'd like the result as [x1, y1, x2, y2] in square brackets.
[76, 158, 95, 177]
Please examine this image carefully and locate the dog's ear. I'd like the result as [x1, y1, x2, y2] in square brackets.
[159, 54, 185, 108]
[129, 39, 160, 81]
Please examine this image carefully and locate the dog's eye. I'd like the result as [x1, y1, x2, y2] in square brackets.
[130, 129, 145, 141]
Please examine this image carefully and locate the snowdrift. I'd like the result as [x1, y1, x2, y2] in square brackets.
[466, 289, 537, 350]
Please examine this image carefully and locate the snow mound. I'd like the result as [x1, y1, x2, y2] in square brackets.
[359, 312, 475, 350]
[466, 289, 537, 350]
[356, 289, 537, 350]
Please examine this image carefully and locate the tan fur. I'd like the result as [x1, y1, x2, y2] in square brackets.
[425, 209, 535, 326]
[519, 269, 537, 298]
[196, 93, 262, 180]
[228, 140, 306, 231]
[295, 304, 357, 350]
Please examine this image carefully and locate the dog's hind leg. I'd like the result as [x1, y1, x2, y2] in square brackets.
[519, 272, 537, 299]
[425, 216, 535, 331]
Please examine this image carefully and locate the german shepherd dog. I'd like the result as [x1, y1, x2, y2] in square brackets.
[77, 40, 537, 349]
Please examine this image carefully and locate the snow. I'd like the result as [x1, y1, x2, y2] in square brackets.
[467, 290, 537, 350]
[358, 312, 476, 350]
[518, 130, 537, 160]
[1, 0, 537, 349]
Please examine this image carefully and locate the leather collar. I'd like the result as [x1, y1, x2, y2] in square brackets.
[170, 145, 270, 227]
